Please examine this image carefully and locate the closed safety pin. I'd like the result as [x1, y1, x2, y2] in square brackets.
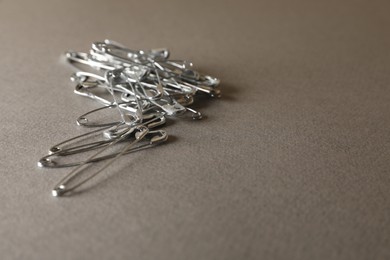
[51, 126, 149, 196]
[39, 129, 168, 169]
[44, 114, 166, 158]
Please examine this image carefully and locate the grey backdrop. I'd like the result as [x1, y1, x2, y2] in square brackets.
[0, 0, 389, 259]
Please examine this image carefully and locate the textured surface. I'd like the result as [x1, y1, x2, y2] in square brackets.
[0, 0, 389, 259]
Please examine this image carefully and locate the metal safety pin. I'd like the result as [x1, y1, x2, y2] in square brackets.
[100, 40, 171, 62]
[51, 126, 150, 196]
[76, 101, 158, 128]
[76, 104, 126, 127]
[74, 84, 113, 106]
[92, 42, 150, 64]
[91, 43, 182, 78]
[65, 51, 116, 71]
[47, 123, 122, 155]
[71, 71, 106, 83]
[39, 129, 167, 169]
[45, 113, 166, 157]
[73, 80, 149, 108]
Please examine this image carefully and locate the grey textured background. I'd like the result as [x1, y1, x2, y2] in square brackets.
[0, 0, 389, 259]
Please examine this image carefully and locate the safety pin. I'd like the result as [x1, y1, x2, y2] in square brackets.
[73, 79, 166, 109]
[179, 80, 221, 98]
[76, 100, 158, 128]
[65, 51, 116, 71]
[70, 71, 107, 85]
[43, 113, 165, 160]
[39, 129, 167, 170]
[47, 123, 122, 155]
[103, 39, 126, 48]
[91, 43, 183, 78]
[77, 104, 125, 127]
[51, 126, 149, 196]
[73, 79, 146, 108]
[74, 84, 113, 106]
[143, 48, 170, 61]
[164, 60, 193, 70]
[184, 74, 221, 88]
[49, 124, 131, 157]
[122, 94, 197, 119]
[100, 40, 171, 62]
[161, 77, 196, 95]
[93, 42, 153, 64]
[148, 59, 218, 91]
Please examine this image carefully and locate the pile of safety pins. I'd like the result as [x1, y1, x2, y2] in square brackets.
[37, 40, 221, 197]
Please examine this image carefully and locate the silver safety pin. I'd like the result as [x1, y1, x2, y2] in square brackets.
[43, 112, 166, 158]
[38, 130, 168, 168]
[66, 51, 116, 71]
[39, 129, 168, 169]
[51, 126, 150, 196]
